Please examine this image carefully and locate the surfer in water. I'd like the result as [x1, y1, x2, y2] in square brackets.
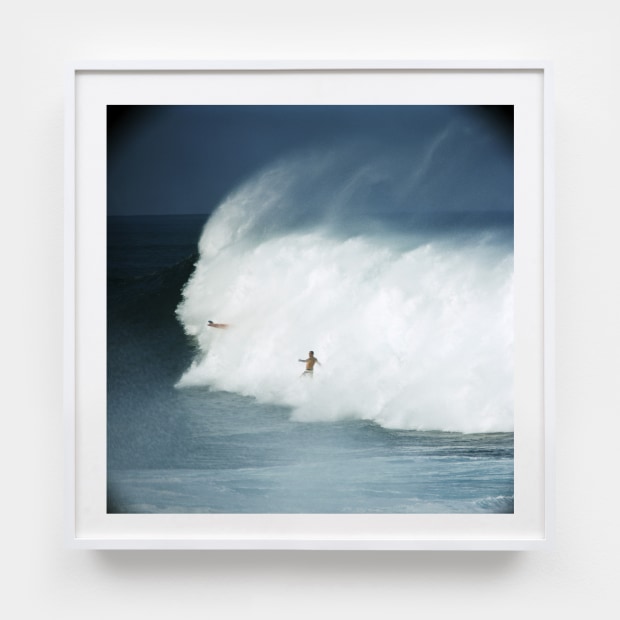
[207, 320, 229, 329]
[299, 351, 321, 377]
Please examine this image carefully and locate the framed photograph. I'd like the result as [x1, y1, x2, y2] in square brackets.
[65, 61, 554, 549]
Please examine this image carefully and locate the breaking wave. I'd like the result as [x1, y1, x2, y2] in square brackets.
[176, 124, 513, 433]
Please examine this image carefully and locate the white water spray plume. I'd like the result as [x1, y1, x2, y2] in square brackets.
[176, 131, 513, 434]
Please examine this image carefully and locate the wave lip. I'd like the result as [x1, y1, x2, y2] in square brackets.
[176, 147, 513, 434]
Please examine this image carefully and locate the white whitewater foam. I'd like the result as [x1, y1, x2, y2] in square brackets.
[176, 151, 513, 433]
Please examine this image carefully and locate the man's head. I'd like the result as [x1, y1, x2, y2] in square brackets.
[309, 351, 314, 356]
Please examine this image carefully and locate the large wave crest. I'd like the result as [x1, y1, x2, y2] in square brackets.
[176, 143, 513, 433]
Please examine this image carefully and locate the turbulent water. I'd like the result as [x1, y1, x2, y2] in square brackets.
[107, 106, 514, 514]
[176, 148, 513, 434]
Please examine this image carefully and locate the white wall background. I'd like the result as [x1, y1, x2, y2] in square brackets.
[3, 1, 618, 617]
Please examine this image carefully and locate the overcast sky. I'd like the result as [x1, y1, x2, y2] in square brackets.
[107, 105, 513, 217]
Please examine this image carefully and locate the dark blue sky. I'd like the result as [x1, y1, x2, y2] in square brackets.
[107, 105, 513, 217]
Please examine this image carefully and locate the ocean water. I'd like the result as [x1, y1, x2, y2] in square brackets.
[107, 215, 514, 513]
[107, 110, 514, 514]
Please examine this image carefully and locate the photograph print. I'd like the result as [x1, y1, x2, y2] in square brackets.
[106, 104, 514, 514]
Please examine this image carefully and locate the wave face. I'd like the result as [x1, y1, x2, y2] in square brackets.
[176, 115, 513, 433]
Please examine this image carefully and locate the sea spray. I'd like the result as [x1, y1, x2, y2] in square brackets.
[176, 230, 513, 433]
[176, 141, 513, 433]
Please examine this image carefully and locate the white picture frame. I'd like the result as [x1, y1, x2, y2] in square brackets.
[65, 61, 554, 550]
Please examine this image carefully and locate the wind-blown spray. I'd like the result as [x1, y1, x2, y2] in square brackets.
[176, 123, 513, 433]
